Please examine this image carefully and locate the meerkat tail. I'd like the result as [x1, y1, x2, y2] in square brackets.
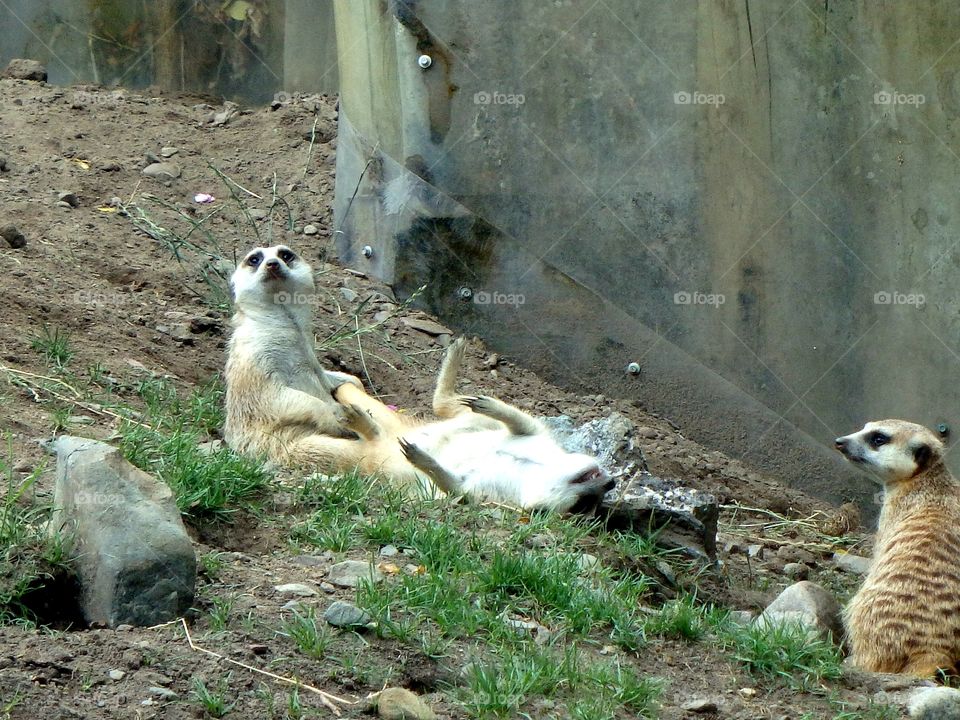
[460, 395, 543, 436]
[283, 435, 371, 475]
[432, 338, 470, 418]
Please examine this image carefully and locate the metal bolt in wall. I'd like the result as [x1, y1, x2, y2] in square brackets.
[361, 245, 373, 259]
[626, 362, 641, 376]
[417, 54, 432, 69]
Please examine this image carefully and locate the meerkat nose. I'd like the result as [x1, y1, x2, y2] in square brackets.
[265, 259, 280, 269]
[835, 437, 848, 452]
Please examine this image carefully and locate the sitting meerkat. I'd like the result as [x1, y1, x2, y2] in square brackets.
[224, 245, 613, 513]
[224, 245, 364, 464]
[836, 419, 960, 677]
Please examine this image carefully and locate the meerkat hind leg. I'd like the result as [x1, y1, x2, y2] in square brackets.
[340, 404, 382, 440]
[399, 438, 462, 496]
[334, 382, 409, 437]
[461, 395, 542, 436]
[432, 338, 471, 418]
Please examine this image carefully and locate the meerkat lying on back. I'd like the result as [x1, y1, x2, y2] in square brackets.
[224, 245, 363, 464]
[334, 339, 615, 513]
[836, 420, 960, 677]
[224, 245, 613, 513]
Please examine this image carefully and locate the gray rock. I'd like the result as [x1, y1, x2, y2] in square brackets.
[681, 697, 719, 713]
[783, 562, 809, 580]
[147, 686, 179, 701]
[323, 600, 371, 628]
[303, 224, 319, 235]
[0, 224, 26, 249]
[159, 147, 179, 158]
[108, 669, 125, 681]
[274, 583, 318, 597]
[376, 687, 436, 720]
[328, 560, 382, 588]
[600, 470, 718, 560]
[247, 208, 268, 220]
[833, 552, 872, 575]
[379, 545, 399, 557]
[141, 162, 181, 180]
[3, 58, 47, 81]
[50, 436, 196, 627]
[908, 687, 960, 720]
[544, 413, 719, 560]
[58, 191, 80, 207]
[755, 581, 843, 641]
[340, 287, 359, 302]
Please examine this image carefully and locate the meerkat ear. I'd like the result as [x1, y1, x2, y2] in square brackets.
[914, 443, 933, 472]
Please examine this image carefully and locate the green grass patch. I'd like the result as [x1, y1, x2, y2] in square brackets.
[118, 378, 270, 520]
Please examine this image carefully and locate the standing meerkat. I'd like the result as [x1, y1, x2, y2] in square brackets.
[836, 419, 960, 677]
[224, 245, 613, 513]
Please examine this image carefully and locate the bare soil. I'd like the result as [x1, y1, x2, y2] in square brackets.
[0, 78, 908, 719]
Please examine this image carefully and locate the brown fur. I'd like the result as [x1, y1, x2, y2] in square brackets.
[839, 419, 960, 677]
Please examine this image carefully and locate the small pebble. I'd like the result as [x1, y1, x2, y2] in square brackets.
[303, 224, 318, 235]
[108, 669, 126, 681]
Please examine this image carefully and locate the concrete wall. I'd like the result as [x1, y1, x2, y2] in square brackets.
[333, 0, 960, 515]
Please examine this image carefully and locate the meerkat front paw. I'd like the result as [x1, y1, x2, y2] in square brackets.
[326, 371, 363, 391]
[312, 405, 359, 439]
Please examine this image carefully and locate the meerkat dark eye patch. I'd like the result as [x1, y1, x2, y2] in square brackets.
[246, 251, 263, 268]
[914, 443, 932, 471]
[278, 248, 296, 263]
[868, 432, 890, 448]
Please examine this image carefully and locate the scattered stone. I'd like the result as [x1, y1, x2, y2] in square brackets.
[577, 553, 600, 572]
[755, 581, 843, 641]
[908, 687, 960, 719]
[727, 610, 754, 626]
[141, 162, 181, 180]
[833, 552, 872, 575]
[635, 426, 660, 439]
[319, 582, 336, 593]
[50, 436, 196, 627]
[274, 583, 318, 597]
[303, 224, 318, 235]
[0, 156, 7, 171]
[681, 697, 719, 713]
[340, 287, 359, 303]
[323, 600, 372, 628]
[115, 624, 133, 632]
[379, 545, 399, 557]
[12, 460, 32, 474]
[58, 191, 80, 207]
[328, 560, 382, 588]
[747, 544, 764, 559]
[738, 688, 757, 698]
[3, 58, 47, 81]
[376, 687, 436, 720]
[281, 600, 306, 612]
[247, 208, 268, 220]
[108, 669, 126, 681]
[401, 317, 453, 337]
[783, 562, 809, 580]
[196, 440, 223, 456]
[1, 224, 27, 249]
[67, 415, 94, 426]
[147, 686, 178, 701]
[159, 147, 179, 158]
[777, 545, 817, 565]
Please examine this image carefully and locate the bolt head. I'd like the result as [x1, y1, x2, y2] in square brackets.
[361, 245, 373, 259]
[458, 287, 473, 301]
[626, 362, 641, 376]
[417, 54, 433, 69]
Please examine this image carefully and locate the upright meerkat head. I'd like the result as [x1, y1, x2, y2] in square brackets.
[835, 419, 944, 485]
[230, 245, 315, 316]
